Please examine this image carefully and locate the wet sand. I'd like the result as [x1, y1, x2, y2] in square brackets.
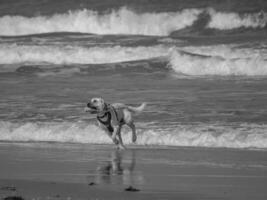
[0, 143, 266, 200]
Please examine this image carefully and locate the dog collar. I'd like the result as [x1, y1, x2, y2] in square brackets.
[97, 112, 108, 119]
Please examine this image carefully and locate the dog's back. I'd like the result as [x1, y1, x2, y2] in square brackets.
[109, 102, 146, 125]
[112, 102, 146, 114]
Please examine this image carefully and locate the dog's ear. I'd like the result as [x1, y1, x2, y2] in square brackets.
[103, 102, 108, 111]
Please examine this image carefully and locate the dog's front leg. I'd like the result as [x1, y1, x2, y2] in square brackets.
[117, 135, 125, 149]
[112, 125, 125, 149]
[99, 123, 119, 145]
[117, 126, 126, 150]
[111, 125, 119, 143]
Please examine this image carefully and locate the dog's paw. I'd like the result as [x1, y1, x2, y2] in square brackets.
[132, 135, 137, 143]
[112, 138, 119, 145]
[118, 144, 126, 150]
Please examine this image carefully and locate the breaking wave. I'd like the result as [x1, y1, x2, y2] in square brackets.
[0, 44, 169, 66]
[207, 8, 267, 30]
[0, 121, 266, 149]
[0, 7, 201, 36]
[0, 7, 266, 36]
[169, 50, 267, 76]
[1, 43, 267, 76]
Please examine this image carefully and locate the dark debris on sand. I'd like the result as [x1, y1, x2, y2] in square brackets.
[4, 196, 24, 200]
[88, 182, 96, 186]
[125, 186, 140, 192]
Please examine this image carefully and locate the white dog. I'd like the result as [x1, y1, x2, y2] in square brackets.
[85, 97, 146, 149]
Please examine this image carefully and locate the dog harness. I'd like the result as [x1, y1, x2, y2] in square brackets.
[110, 105, 125, 124]
[97, 112, 114, 133]
[97, 105, 124, 133]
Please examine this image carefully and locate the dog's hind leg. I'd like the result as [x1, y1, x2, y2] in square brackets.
[128, 122, 137, 143]
[115, 125, 126, 150]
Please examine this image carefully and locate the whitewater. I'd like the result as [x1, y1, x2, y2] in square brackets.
[0, 1, 267, 150]
[0, 43, 267, 76]
[0, 121, 267, 149]
[0, 7, 267, 36]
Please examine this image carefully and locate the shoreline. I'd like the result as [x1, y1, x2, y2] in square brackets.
[0, 141, 266, 151]
[0, 143, 266, 200]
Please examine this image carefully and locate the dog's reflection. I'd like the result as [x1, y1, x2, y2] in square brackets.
[89, 150, 142, 186]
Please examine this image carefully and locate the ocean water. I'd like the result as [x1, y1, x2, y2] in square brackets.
[0, 0, 267, 149]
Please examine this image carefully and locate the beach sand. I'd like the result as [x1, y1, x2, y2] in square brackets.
[0, 143, 266, 200]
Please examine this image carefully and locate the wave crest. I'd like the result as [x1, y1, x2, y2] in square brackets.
[0, 7, 266, 36]
[169, 47, 267, 76]
[0, 7, 201, 36]
[1, 43, 267, 76]
[0, 121, 266, 149]
[0, 44, 168, 66]
[207, 8, 267, 30]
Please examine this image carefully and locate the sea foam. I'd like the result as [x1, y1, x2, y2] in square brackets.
[0, 7, 266, 36]
[0, 7, 201, 36]
[0, 121, 266, 149]
[1, 43, 267, 76]
[169, 50, 267, 76]
[207, 8, 267, 30]
[0, 44, 169, 66]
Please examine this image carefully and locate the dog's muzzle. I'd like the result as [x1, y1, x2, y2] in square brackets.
[85, 103, 98, 114]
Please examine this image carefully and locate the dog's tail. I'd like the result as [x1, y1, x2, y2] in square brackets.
[127, 102, 146, 114]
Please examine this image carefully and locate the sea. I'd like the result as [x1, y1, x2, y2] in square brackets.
[0, 0, 267, 150]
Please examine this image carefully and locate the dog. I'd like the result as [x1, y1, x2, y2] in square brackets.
[85, 97, 146, 149]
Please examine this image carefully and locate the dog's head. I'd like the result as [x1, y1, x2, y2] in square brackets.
[85, 97, 108, 114]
